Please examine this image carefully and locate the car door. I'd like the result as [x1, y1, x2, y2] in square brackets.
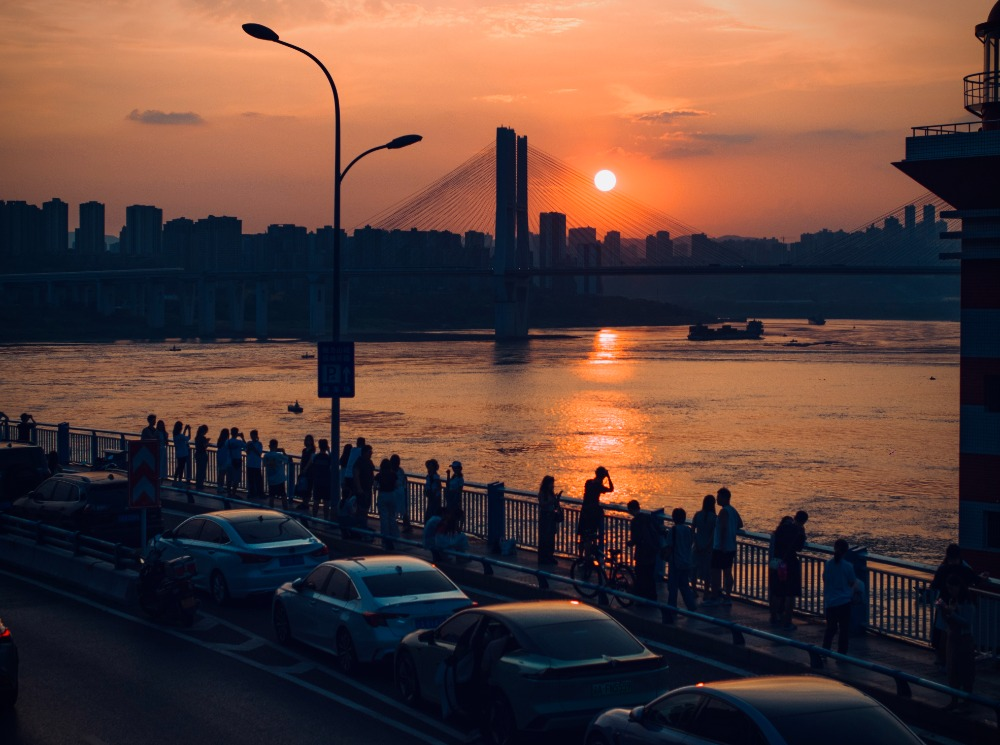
[157, 517, 207, 579]
[619, 691, 704, 744]
[16, 479, 60, 522]
[285, 564, 334, 648]
[419, 611, 483, 704]
[48, 482, 81, 528]
[191, 519, 235, 581]
[315, 567, 362, 652]
[686, 696, 767, 745]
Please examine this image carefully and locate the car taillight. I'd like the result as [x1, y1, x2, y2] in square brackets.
[0, 622, 9, 641]
[362, 612, 406, 628]
[238, 553, 271, 564]
[309, 545, 329, 557]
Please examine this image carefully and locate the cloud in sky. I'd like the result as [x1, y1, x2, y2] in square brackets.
[634, 110, 710, 124]
[127, 109, 205, 125]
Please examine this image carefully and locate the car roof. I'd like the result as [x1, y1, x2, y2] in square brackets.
[325, 555, 440, 576]
[687, 676, 882, 716]
[201, 509, 288, 523]
[470, 600, 611, 627]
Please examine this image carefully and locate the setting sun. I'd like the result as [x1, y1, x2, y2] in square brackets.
[594, 170, 617, 192]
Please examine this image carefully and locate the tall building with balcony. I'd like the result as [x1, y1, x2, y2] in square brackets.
[120, 204, 163, 257]
[894, 1, 1000, 573]
[77, 201, 106, 255]
[42, 198, 68, 255]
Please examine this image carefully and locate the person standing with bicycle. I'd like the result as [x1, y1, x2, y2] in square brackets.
[578, 466, 613, 552]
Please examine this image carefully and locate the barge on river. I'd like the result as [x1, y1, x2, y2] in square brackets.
[688, 319, 765, 341]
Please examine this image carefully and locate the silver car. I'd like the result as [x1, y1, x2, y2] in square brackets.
[585, 675, 924, 745]
[394, 599, 669, 745]
[272, 555, 472, 674]
[150, 509, 328, 604]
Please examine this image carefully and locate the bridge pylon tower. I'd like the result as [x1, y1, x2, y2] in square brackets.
[493, 126, 530, 338]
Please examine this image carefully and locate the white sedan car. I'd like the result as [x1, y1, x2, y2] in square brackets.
[272, 555, 472, 674]
[149, 509, 328, 604]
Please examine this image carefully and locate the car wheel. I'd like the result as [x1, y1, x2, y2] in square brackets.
[273, 602, 293, 645]
[209, 571, 230, 605]
[336, 628, 359, 675]
[482, 691, 518, 745]
[394, 650, 421, 706]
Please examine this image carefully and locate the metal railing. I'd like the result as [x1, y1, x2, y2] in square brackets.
[7, 420, 999, 654]
[910, 121, 984, 136]
[965, 71, 1000, 110]
[0, 512, 141, 569]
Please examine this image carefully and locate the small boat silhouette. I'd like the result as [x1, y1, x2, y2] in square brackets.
[287, 401, 303, 414]
[168, 345, 182, 352]
[301, 353, 315, 359]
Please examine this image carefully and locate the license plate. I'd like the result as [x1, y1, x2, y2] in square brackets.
[279, 555, 304, 567]
[591, 680, 633, 697]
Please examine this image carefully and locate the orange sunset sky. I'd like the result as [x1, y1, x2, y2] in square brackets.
[0, 1, 992, 241]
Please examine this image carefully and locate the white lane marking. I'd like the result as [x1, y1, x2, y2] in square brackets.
[0, 568, 478, 745]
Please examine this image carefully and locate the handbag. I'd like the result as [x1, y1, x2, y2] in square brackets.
[552, 506, 564, 524]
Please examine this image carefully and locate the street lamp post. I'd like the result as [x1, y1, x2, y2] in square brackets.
[242, 22, 421, 512]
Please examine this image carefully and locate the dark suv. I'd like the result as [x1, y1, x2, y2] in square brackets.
[0, 442, 50, 510]
[11, 471, 163, 547]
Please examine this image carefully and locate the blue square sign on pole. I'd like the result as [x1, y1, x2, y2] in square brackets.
[317, 341, 355, 398]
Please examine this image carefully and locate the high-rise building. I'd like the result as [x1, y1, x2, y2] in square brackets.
[42, 198, 68, 254]
[0, 200, 41, 259]
[77, 201, 106, 254]
[538, 212, 566, 271]
[603, 230, 621, 266]
[121, 204, 163, 256]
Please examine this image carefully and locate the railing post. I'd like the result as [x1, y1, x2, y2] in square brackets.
[57, 422, 70, 465]
[487, 481, 505, 554]
[90, 430, 100, 467]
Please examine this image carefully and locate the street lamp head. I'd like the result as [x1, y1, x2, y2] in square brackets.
[242, 23, 280, 42]
[386, 134, 423, 149]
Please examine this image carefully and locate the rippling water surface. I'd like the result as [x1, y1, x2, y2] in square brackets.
[0, 319, 959, 564]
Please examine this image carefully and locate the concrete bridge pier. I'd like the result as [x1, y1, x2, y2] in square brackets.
[255, 281, 269, 340]
[180, 282, 197, 327]
[228, 280, 245, 335]
[308, 280, 325, 339]
[146, 282, 166, 329]
[198, 279, 217, 338]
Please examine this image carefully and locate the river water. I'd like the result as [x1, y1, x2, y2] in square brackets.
[0, 319, 959, 565]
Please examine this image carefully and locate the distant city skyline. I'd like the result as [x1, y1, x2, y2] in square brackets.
[0, 2, 987, 240]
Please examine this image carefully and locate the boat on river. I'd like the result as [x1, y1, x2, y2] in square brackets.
[287, 401, 303, 414]
[688, 319, 764, 341]
[807, 316, 826, 325]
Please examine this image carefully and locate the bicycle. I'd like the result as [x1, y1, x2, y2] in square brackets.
[569, 536, 636, 608]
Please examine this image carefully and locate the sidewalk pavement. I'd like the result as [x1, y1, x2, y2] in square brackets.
[164, 488, 999, 743]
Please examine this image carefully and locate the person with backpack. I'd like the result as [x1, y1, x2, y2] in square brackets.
[663, 507, 698, 621]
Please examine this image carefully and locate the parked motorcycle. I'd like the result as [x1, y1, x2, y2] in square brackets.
[138, 547, 198, 626]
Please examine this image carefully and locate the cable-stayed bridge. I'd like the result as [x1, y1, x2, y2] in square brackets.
[358, 131, 959, 275]
[0, 127, 960, 339]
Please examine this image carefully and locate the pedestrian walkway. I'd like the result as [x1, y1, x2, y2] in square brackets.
[162, 486, 998, 743]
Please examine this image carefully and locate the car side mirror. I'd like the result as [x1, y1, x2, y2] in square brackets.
[292, 578, 311, 590]
[418, 629, 436, 644]
[628, 705, 646, 723]
[160, 529, 174, 539]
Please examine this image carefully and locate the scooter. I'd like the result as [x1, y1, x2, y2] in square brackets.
[138, 547, 198, 626]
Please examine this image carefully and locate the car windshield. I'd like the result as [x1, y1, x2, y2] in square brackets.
[772, 707, 921, 745]
[361, 569, 457, 598]
[233, 516, 313, 544]
[523, 618, 646, 660]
